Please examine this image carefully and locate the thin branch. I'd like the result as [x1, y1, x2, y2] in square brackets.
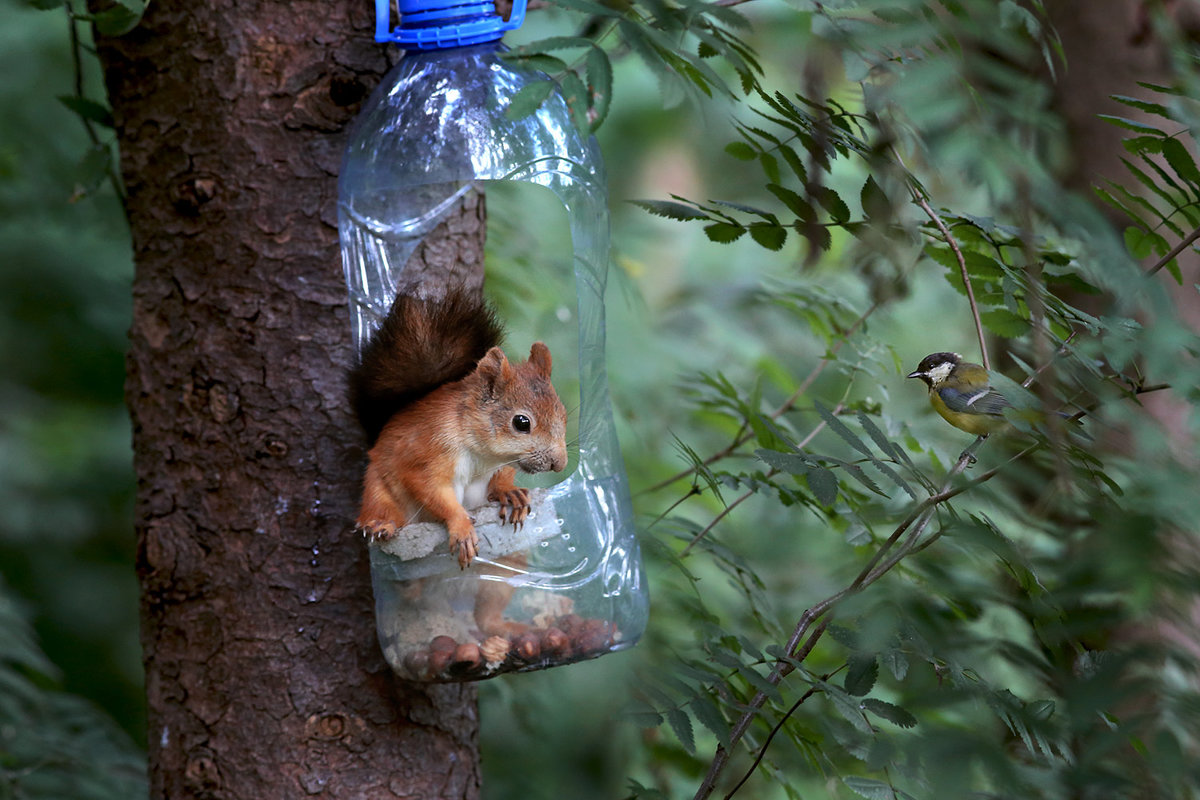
[1146, 221, 1200, 276]
[913, 193, 990, 370]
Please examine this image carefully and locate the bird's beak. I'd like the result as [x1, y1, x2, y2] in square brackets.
[906, 370, 923, 379]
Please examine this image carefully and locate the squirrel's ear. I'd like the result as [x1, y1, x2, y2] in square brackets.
[477, 346, 513, 393]
[528, 342, 552, 377]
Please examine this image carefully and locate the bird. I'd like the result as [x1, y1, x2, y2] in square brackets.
[906, 352, 1011, 436]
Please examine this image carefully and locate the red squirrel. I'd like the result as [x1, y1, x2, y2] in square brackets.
[349, 288, 569, 570]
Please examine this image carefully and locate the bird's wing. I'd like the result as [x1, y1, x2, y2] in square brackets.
[938, 385, 1010, 416]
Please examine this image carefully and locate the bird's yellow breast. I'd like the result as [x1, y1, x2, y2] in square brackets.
[928, 391, 1007, 435]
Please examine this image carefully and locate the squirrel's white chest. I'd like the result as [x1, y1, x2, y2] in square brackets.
[455, 452, 495, 509]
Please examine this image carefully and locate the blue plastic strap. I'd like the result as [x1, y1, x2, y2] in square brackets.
[374, 0, 527, 49]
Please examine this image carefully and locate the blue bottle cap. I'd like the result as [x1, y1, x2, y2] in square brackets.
[375, 0, 527, 50]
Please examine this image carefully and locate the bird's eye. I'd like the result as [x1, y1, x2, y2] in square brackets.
[512, 414, 532, 433]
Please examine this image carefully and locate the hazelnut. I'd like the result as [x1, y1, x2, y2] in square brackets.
[430, 635, 458, 653]
[428, 647, 453, 676]
[403, 649, 431, 679]
[450, 642, 482, 673]
[540, 627, 571, 658]
[511, 632, 541, 662]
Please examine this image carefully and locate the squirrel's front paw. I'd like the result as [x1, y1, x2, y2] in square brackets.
[358, 520, 398, 542]
[489, 487, 531, 528]
[448, 520, 478, 569]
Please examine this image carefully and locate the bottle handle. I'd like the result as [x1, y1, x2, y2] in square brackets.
[502, 0, 527, 31]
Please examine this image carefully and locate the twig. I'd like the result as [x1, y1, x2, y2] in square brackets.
[1147, 221, 1200, 276]
[913, 194, 990, 370]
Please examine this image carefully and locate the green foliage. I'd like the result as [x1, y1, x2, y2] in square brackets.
[594, 2, 1200, 799]
[1096, 84, 1200, 283]
[0, 580, 147, 798]
[1, 0, 142, 776]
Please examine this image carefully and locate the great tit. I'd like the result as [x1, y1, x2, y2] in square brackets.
[906, 352, 1010, 436]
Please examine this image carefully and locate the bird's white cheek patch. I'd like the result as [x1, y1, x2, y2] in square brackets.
[927, 362, 954, 385]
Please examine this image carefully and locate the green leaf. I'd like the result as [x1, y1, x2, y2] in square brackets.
[759, 152, 781, 183]
[880, 648, 909, 681]
[89, 3, 143, 35]
[737, 663, 783, 702]
[705, 222, 746, 243]
[813, 401, 872, 459]
[843, 776, 899, 800]
[756, 449, 812, 474]
[749, 222, 787, 251]
[813, 185, 851, 223]
[624, 700, 664, 728]
[806, 467, 838, 506]
[823, 683, 872, 733]
[505, 80, 556, 121]
[689, 694, 730, 746]
[559, 70, 590, 133]
[980, 308, 1031, 338]
[1121, 135, 1164, 156]
[724, 141, 758, 161]
[672, 434, 724, 503]
[57, 95, 114, 128]
[854, 411, 899, 463]
[861, 175, 892, 220]
[843, 653, 878, 697]
[72, 142, 112, 197]
[1124, 226, 1158, 259]
[766, 183, 815, 221]
[800, 222, 832, 252]
[779, 145, 808, 184]
[510, 53, 570, 74]
[1111, 94, 1171, 118]
[1162, 137, 1200, 188]
[632, 199, 707, 221]
[1097, 114, 1167, 135]
[584, 48, 613, 130]
[862, 698, 918, 728]
[665, 706, 695, 753]
[509, 35, 595, 55]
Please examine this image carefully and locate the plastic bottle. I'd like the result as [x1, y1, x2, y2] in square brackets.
[338, 0, 647, 681]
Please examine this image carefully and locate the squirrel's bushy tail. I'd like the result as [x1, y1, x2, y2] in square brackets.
[349, 288, 504, 445]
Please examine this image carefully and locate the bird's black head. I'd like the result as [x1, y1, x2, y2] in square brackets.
[906, 352, 961, 387]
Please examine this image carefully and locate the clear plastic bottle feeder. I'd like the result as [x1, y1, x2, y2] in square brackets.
[338, 0, 648, 681]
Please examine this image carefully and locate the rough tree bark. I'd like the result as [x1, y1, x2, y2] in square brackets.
[96, 0, 484, 796]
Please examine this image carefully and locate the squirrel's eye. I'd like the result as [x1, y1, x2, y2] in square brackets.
[512, 414, 532, 433]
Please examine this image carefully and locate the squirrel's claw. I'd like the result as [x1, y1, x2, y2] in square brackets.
[492, 487, 531, 529]
[449, 520, 479, 569]
[358, 520, 398, 542]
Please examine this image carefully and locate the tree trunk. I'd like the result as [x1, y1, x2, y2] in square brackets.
[96, 1, 483, 796]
